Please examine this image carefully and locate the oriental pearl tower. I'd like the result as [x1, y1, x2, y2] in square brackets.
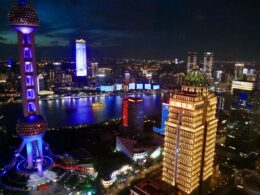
[7, 0, 53, 176]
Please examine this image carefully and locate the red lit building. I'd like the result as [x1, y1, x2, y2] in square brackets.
[122, 97, 144, 132]
[122, 98, 129, 127]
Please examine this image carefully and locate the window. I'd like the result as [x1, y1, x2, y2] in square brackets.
[23, 35, 31, 45]
[28, 102, 35, 112]
[26, 76, 34, 86]
[24, 48, 32, 59]
[27, 89, 35, 99]
[25, 62, 33, 72]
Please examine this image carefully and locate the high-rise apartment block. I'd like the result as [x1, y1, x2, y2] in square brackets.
[234, 63, 244, 81]
[162, 69, 218, 194]
[203, 52, 214, 81]
[187, 52, 198, 73]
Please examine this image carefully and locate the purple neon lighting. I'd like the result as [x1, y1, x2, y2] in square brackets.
[76, 41, 87, 76]
[15, 26, 35, 34]
[26, 76, 34, 86]
[25, 62, 33, 72]
[27, 89, 35, 99]
[24, 48, 32, 59]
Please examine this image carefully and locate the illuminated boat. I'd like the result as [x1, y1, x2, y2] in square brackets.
[92, 102, 104, 107]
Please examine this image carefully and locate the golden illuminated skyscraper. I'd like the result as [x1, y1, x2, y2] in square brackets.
[162, 68, 218, 194]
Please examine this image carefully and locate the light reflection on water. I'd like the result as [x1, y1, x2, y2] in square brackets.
[0, 94, 164, 131]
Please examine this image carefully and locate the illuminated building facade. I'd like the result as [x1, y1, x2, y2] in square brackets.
[162, 69, 218, 194]
[231, 81, 255, 110]
[7, 0, 53, 176]
[187, 52, 198, 73]
[76, 39, 87, 77]
[122, 98, 144, 132]
[153, 101, 169, 135]
[122, 98, 129, 127]
[203, 52, 214, 82]
[234, 63, 244, 81]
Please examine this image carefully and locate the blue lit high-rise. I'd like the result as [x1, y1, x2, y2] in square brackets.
[153, 101, 169, 135]
[76, 39, 87, 77]
[7, 0, 53, 176]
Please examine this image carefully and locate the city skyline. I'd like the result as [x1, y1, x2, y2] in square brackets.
[0, 0, 259, 60]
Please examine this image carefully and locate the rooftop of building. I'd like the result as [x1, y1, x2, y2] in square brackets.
[184, 68, 208, 87]
[131, 179, 167, 195]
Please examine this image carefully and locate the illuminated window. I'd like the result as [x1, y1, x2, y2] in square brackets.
[26, 76, 34, 86]
[27, 89, 35, 99]
[25, 62, 33, 72]
[24, 48, 32, 59]
[23, 35, 31, 45]
[28, 102, 35, 112]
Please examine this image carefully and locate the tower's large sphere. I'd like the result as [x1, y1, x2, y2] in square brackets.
[8, 4, 39, 29]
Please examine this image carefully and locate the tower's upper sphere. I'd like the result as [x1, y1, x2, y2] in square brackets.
[185, 68, 208, 87]
[8, 2, 39, 29]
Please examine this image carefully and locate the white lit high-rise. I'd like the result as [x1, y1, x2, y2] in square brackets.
[76, 39, 87, 77]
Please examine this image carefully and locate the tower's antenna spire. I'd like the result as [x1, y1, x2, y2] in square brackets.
[19, 0, 27, 6]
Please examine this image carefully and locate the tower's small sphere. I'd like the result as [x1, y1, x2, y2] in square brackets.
[8, 4, 39, 30]
[16, 115, 47, 137]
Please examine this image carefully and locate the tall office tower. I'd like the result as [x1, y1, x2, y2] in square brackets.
[76, 39, 87, 77]
[8, 0, 53, 176]
[187, 52, 198, 73]
[234, 63, 244, 81]
[153, 100, 169, 135]
[37, 74, 44, 93]
[203, 52, 214, 81]
[122, 98, 144, 132]
[91, 62, 98, 78]
[162, 69, 218, 194]
[231, 81, 255, 110]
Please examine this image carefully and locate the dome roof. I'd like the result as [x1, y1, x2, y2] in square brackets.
[8, 4, 39, 28]
[185, 69, 208, 87]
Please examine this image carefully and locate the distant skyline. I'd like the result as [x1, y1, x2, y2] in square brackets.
[0, 0, 260, 60]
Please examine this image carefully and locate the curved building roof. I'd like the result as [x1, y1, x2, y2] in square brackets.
[185, 69, 208, 87]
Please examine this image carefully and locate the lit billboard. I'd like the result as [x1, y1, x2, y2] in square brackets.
[101, 85, 114, 92]
[129, 83, 135, 90]
[153, 85, 160, 90]
[115, 84, 123, 91]
[145, 84, 151, 90]
[136, 83, 143, 90]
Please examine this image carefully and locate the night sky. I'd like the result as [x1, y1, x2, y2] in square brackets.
[0, 0, 260, 60]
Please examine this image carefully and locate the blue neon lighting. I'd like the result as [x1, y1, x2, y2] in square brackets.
[76, 40, 87, 76]
[28, 102, 36, 112]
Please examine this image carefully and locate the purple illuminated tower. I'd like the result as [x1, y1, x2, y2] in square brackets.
[7, 0, 53, 176]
